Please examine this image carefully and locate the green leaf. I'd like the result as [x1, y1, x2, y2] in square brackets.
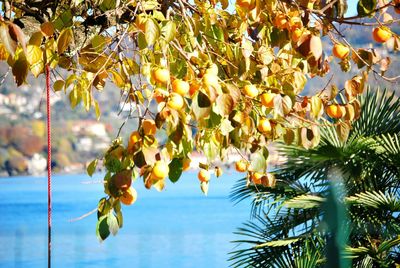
[284, 194, 325, 209]
[87, 159, 98, 177]
[82, 89, 91, 112]
[105, 155, 123, 173]
[357, 0, 377, 17]
[116, 210, 123, 228]
[161, 21, 176, 42]
[53, 80, 65, 92]
[96, 215, 110, 242]
[255, 237, 300, 248]
[310, 96, 323, 119]
[145, 18, 160, 46]
[107, 213, 119, 236]
[100, 0, 116, 11]
[97, 197, 111, 218]
[53, 9, 73, 30]
[211, 25, 224, 42]
[250, 151, 266, 173]
[168, 158, 183, 183]
[220, 118, 234, 136]
[137, 32, 147, 50]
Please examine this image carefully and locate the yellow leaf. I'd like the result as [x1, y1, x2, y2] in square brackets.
[0, 22, 17, 56]
[94, 100, 101, 120]
[310, 96, 323, 120]
[0, 43, 9, 60]
[153, 179, 165, 192]
[12, 51, 28, 86]
[145, 18, 160, 46]
[57, 28, 73, 54]
[29, 32, 44, 46]
[53, 80, 65, 92]
[200, 181, 209, 195]
[82, 89, 91, 111]
[26, 45, 42, 65]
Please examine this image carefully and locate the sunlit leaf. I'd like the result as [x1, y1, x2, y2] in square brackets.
[145, 18, 160, 46]
[87, 159, 98, 177]
[57, 28, 73, 54]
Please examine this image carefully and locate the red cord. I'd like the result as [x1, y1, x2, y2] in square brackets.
[45, 64, 52, 268]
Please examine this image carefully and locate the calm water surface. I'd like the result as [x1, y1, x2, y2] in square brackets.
[0, 171, 250, 268]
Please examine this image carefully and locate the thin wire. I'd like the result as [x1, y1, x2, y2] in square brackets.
[45, 64, 52, 268]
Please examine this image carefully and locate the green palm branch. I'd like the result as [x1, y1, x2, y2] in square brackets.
[230, 88, 400, 267]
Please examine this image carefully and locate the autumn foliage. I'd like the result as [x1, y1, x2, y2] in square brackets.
[0, 0, 399, 240]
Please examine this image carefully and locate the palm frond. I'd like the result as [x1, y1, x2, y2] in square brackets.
[229, 88, 400, 267]
[352, 88, 400, 138]
[346, 191, 400, 211]
[283, 194, 325, 210]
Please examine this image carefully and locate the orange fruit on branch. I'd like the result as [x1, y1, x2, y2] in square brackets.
[127, 131, 141, 152]
[251, 172, 263, 184]
[153, 68, 170, 84]
[236, 0, 255, 10]
[152, 160, 169, 180]
[167, 92, 184, 110]
[182, 158, 191, 171]
[372, 27, 392, 43]
[260, 92, 276, 108]
[274, 14, 288, 29]
[120, 187, 137, 205]
[326, 104, 344, 119]
[257, 118, 272, 134]
[235, 160, 248, 172]
[198, 169, 210, 182]
[243, 84, 259, 98]
[332, 43, 350, 59]
[113, 170, 133, 191]
[172, 79, 190, 96]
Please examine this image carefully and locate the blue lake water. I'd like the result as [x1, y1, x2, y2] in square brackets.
[0, 171, 250, 268]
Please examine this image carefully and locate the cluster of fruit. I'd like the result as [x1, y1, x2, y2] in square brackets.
[235, 159, 276, 187]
